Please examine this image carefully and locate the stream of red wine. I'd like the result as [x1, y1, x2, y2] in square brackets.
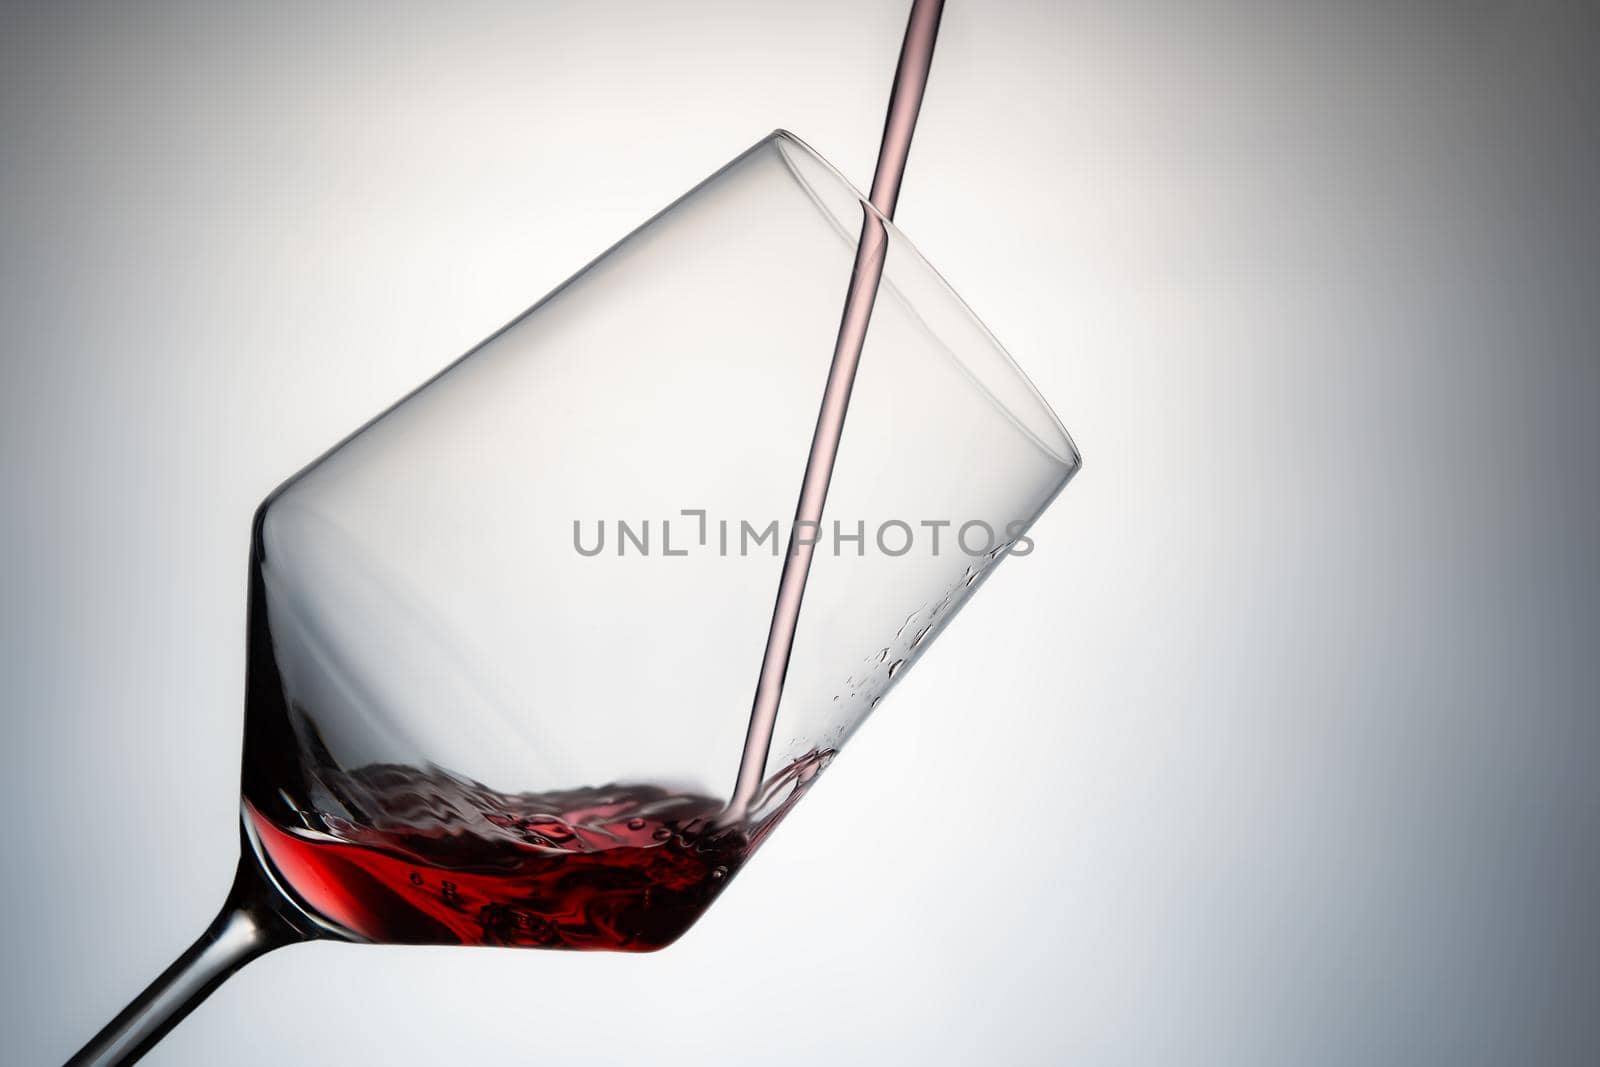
[726, 0, 945, 821]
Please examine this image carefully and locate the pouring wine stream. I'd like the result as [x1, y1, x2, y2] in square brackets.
[725, 0, 946, 823]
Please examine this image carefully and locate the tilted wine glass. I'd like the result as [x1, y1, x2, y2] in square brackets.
[67, 130, 1079, 1066]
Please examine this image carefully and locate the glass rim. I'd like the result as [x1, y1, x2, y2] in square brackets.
[768, 128, 1082, 472]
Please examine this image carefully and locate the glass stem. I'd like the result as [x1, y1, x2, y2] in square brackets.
[66, 855, 309, 1067]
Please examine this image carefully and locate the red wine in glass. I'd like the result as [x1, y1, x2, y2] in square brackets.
[243, 753, 830, 952]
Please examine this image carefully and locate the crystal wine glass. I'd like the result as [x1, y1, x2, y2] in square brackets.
[68, 130, 1080, 1065]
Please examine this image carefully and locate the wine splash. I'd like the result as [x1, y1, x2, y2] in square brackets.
[726, 0, 946, 820]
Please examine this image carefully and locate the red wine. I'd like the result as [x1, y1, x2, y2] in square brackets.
[728, 0, 946, 819]
[247, 751, 830, 951]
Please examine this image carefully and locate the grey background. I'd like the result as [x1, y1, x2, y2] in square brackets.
[3, 1, 1597, 1064]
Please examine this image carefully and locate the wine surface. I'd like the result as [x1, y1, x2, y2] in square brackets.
[246, 752, 830, 951]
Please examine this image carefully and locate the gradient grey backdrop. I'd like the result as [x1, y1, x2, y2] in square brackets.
[3, 2, 1597, 1064]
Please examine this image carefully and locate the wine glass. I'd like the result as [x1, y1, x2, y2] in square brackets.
[68, 130, 1080, 1065]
